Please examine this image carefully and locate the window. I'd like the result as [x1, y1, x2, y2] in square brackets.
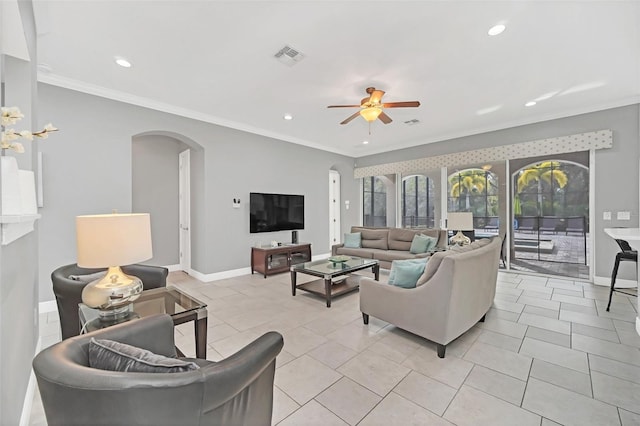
[363, 176, 387, 227]
[515, 161, 588, 218]
[401, 175, 435, 228]
[448, 169, 499, 229]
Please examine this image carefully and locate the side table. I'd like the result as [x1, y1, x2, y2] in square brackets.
[79, 286, 208, 358]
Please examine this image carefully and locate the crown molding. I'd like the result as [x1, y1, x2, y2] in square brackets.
[360, 96, 640, 157]
[37, 73, 354, 157]
[38, 73, 639, 159]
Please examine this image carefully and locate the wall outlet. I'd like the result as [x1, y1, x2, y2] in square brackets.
[617, 211, 631, 220]
[603, 211, 612, 220]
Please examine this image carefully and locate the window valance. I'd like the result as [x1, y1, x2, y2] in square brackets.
[354, 129, 612, 178]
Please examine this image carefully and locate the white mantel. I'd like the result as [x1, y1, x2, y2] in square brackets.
[0, 156, 40, 245]
[603, 228, 640, 336]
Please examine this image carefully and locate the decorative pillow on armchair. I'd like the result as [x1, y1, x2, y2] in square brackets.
[89, 338, 199, 373]
[388, 258, 428, 288]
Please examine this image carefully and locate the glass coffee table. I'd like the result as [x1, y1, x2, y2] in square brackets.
[291, 257, 379, 307]
[79, 286, 208, 358]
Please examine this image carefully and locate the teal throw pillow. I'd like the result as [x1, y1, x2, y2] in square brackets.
[343, 232, 362, 248]
[388, 258, 428, 288]
[410, 234, 435, 254]
[421, 234, 438, 252]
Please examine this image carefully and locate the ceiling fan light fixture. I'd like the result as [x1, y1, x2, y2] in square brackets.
[360, 107, 382, 122]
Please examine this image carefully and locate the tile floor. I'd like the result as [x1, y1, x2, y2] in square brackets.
[31, 270, 639, 425]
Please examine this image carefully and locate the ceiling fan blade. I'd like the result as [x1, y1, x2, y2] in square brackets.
[378, 111, 393, 124]
[327, 105, 361, 108]
[369, 90, 385, 104]
[340, 111, 361, 125]
[382, 101, 421, 108]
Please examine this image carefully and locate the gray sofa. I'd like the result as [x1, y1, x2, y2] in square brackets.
[360, 236, 501, 358]
[332, 226, 448, 269]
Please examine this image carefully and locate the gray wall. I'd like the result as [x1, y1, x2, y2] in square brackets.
[37, 84, 358, 302]
[0, 3, 40, 424]
[357, 104, 640, 280]
[132, 134, 189, 266]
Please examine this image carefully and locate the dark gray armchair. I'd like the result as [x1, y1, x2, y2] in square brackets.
[33, 314, 284, 426]
[52, 263, 169, 340]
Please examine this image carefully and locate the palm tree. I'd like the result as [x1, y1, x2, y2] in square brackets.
[449, 169, 487, 210]
[516, 161, 568, 215]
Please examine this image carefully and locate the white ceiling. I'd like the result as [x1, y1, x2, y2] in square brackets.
[33, 1, 640, 157]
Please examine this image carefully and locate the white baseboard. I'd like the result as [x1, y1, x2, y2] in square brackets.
[20, 337, 41, 426]
[187, 266, 253, 283]
[39, 300, 57, 315]
[593, 275, 636, 288]
[164, 264, 181, 272]
[312, 252, 331, 261]
[184, 252, 332, 283]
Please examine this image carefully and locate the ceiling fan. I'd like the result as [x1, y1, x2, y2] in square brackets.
[327, 87, 420, 125]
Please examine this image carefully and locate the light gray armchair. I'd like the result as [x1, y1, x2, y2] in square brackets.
[360, 237, 501, 358]
[33, 314, 284, 426]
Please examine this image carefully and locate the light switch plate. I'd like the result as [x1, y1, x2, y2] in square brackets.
[603, 211, 612, 220]
[617, 211, 631, 220]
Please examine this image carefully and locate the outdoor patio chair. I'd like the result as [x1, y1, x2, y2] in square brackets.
[539, 216, 560, 234]
[517, 216, 538, 233]
[565, 216, 586, 235]
[607, 239, 638, 311]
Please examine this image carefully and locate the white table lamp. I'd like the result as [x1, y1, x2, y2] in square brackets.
[447, 212, 474, 246]
[77, 213, 152, 318]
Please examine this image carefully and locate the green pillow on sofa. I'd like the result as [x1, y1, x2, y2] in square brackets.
[409, 234, 437, 254]
[343, 232, 362, 248]
[388, 258, 428, 288]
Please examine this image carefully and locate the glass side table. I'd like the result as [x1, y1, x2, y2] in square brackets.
[79, 286, 208, 358]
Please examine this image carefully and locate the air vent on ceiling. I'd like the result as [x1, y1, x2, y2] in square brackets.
[274, 45, 305, 66]
[404, 119, 421, 126]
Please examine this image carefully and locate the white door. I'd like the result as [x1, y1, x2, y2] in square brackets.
[329, 171, 341, 247]
[179, 149, 191, 272]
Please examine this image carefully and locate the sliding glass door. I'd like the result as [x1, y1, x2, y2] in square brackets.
[510, 152, 590, 279]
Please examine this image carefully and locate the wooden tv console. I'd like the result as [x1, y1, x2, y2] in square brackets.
[251, 243, 312, 278]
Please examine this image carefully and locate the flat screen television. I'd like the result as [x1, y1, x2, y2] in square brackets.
[250, 192, 304, 233]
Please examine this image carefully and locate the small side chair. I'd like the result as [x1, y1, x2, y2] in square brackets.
[607, 239, 638, 311]
[52, 263, 168, 339]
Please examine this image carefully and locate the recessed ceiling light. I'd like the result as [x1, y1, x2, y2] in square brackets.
[283, 113, 293, 120]
[488, 24, 506, 36]
[114, 57, 132, 68]
[525, 101, 537, 107]
[362, 141, 369, 145]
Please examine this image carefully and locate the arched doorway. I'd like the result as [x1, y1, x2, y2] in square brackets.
[132, 131, 203, 272]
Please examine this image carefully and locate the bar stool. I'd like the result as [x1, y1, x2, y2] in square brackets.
[607, 239, 638, 311]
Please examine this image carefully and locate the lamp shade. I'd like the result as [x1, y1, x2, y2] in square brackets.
[76, 213, 152, 267]
[360, 107, 382, 122]
[447, 212, 474, 231]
